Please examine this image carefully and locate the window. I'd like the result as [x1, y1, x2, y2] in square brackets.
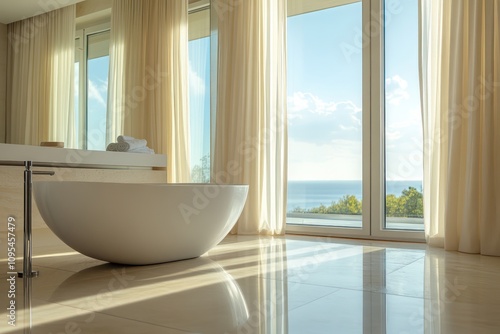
[287, 1, 363, 229]
[188, 1, 211, 183]
[286, 0, 424, 240]
[74, 24, 110, 150]
[383, 0, 423, 230]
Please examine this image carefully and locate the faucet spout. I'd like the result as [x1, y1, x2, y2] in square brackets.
[33, 170, 56, 176]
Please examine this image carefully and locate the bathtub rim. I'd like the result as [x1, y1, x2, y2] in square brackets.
[33, 181, 250, 187]
[33, 180, 249, 265]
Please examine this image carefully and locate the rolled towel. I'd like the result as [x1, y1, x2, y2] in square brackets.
[106, 142, 129, 152]
[117, 135, 135, 143]
[117, 136, 148, 150]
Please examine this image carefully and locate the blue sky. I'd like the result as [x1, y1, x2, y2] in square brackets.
[188, 37, 211, 170]
[86, 57, 109, 151]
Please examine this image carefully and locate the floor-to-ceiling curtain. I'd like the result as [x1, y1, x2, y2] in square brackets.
[420, 0, 500, 255]
[6, 6, 75, 147]
[108, 0, 191, 182]
[213, 0, 288, 235]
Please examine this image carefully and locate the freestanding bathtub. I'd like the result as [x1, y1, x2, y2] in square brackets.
[34, 182, 248, 265]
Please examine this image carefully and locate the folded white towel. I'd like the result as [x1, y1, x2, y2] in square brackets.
[127, 147, 155, 154]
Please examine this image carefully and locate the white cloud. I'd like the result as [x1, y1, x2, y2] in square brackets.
[339, 125, 358, 131]
[386, 130, 402, 141]
[287, 94, 364, 179]
[87, 79, 107, 107]
[387, 75, 408, 89]
[386, 107, 423, 142]
[286, 91, 424, 181]
[385, 75, 410, 105]
[287, 92, 361, 115]
[288, 138, 362, 180]
[189, 62, 205, 96]
[287, 91, 361, 124]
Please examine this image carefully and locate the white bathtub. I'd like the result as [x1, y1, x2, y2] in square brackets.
[34, 182, 248, 265]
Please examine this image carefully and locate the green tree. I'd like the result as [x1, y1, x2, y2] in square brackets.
[309, 204, 328, 214]
[385, 194, 399, 216]
[400, 186, 423, 217]
[292, 206, 306, 213]
[330, 195, 362, 215]
[191, 154, 211, 183]
[289, 186, 423, 218]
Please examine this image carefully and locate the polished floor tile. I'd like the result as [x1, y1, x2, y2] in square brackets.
[1, 228, 500, 333]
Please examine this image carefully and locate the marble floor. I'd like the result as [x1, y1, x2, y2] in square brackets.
[1, 229, 500, 333]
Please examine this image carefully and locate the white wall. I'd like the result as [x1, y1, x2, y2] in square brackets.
[0, 23, 7, 143]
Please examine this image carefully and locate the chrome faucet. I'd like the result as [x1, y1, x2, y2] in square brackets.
[18, 161, 55, 278]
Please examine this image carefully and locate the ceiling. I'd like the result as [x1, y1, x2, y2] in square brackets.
[0, 0, 84, 24]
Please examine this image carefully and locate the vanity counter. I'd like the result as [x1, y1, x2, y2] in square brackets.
[0, 143, 166, 169]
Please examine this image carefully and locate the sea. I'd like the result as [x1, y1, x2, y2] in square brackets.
[287, 180, 423, 211]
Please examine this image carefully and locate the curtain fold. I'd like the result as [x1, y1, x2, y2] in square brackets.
[420, 0, 500, 255]
[108, 0, 191, 182]
[6, 6, 76, 147]
[213, 0, 288, 235]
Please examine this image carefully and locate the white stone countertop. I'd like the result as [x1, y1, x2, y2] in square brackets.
[0, 143, 167, 169]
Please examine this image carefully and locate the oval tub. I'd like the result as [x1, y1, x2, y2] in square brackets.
[34, 182, 248, 265]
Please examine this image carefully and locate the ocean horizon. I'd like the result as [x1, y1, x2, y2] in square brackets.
[287, 180, 423, 211]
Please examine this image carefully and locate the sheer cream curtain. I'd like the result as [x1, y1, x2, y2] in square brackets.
[213, 0, 288, 235]
[108, 0, 191, 182]
[420, 0, 500, 255]
[6, 6, 75, 147]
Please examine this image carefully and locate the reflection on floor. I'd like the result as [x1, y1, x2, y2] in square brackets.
[1, 229, 500, 333]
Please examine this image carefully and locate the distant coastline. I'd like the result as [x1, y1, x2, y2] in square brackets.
[287, 180, 423, 211]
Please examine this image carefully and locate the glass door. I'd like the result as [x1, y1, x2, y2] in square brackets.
[286, 0, 424, 241]
[286, 0, 368, 237]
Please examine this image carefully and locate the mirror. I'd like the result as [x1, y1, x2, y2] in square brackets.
[0, 0, 110, 147]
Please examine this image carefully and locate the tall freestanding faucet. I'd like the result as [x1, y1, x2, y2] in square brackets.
[18, 161, 55, 278]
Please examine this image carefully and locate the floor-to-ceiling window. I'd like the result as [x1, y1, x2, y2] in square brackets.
[286, 0, 424, 240]
[188, 0, 211, 183]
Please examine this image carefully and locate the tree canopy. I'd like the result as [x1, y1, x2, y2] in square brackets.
[291, 186, 423, 218]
